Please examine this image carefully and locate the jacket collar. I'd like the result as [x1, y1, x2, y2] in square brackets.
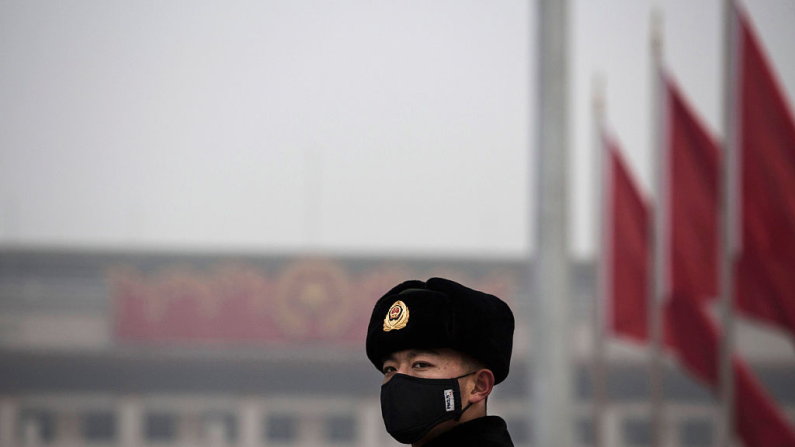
[422, 416, 514, 447]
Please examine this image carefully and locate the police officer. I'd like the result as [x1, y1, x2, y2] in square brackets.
[366, 277, 515, 447]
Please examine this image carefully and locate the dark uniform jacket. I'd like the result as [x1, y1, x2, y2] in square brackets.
[423, 416, 514, 447]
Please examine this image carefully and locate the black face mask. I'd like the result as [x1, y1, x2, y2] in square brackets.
[380, 372, 475, 444]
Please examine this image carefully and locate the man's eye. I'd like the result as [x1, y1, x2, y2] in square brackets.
[383, 366, 396, 375]
[412, 362, 431, 369]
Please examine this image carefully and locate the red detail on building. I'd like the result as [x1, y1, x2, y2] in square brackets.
[112, 261, 518, 346]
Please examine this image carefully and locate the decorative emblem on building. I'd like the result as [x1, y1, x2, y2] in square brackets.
[111, 257, 518, 345]
[273, 260, 352, 339]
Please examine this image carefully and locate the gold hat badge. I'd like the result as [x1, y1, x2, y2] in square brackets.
[383, 300, 409, 332]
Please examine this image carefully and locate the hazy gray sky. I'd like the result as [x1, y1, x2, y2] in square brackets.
[571, 0, 795, 259]
[1, 1, 793, 259]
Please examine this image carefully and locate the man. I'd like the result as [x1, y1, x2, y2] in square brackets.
[366, 277, 515, 447]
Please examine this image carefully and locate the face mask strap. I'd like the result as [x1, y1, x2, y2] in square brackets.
[455, 401, 474, 421]
[453, 371, 478, 420]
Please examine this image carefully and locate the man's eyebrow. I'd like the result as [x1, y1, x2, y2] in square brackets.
[382, 349, 440, 365]
[407, 349, 440, 358]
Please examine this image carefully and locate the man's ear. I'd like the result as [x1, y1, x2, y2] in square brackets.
[467, 369, 495, 404]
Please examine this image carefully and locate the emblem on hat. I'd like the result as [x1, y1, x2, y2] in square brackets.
[383, 300, 409, 332]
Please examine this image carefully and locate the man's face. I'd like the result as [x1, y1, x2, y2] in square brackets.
[381, 348, 470, 384]
[380, 348, 480, 445]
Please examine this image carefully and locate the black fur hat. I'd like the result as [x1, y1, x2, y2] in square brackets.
[365, 277, 515, 384]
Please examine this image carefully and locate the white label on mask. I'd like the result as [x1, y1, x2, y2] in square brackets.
[444, 389, 455, 412]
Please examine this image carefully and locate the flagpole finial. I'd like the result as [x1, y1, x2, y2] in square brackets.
[650, 8, 663, 63]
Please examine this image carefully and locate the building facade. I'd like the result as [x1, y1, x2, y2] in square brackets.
[0, 249, 792, 447]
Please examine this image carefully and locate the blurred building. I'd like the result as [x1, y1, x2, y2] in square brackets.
[0, 248, 792, 447]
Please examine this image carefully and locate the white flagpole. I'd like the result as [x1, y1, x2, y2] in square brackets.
[533, 1, 574, 446]
[649, 9, 666, 447]
[591, 74, 607, 447]
[717, 0, 739, 446]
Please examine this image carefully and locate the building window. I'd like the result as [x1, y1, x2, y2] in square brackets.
[324, 414, 356, 443]
[203, 411, 238, 444]
[680, 419, 713, 446]
[18, 409, 56, 444]
[577, 418, 594, 445]
[145, 411, 177, 442]
[265, 414, 297, 443]
[81, 410, 116, 442]
[622, 417, 650, 446]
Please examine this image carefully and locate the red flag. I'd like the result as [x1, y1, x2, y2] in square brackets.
[665, 296, 795, 446]
[663, 65, 795, 443]
[736, 11, 795, 335]
[606, 139, 649, 341]
[604, 63, 795, 444]
[666, 79, 721, 303]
